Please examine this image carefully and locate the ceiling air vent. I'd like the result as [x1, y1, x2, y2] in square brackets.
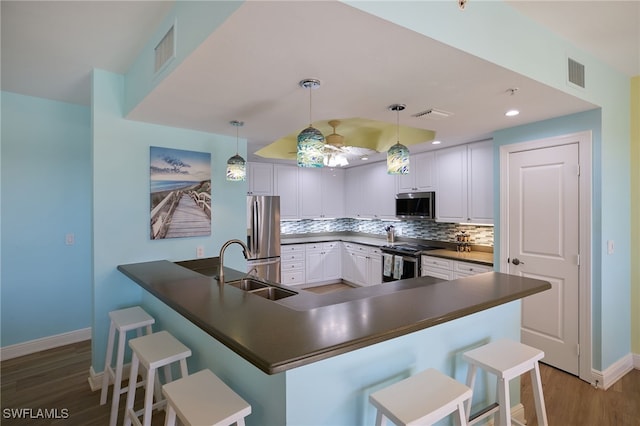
[412, 108, 453, 120]
[154, 25, 175, 73]
[567, 57, 585, 89]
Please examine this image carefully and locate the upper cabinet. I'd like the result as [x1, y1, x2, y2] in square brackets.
[435, 141, 493, 224]
[273, 164, 299, 220]
[345, 162, 395, 219]
[396, 151, 435, 193]
[299, 168, 345, 219]
[247, 162, 273, 195]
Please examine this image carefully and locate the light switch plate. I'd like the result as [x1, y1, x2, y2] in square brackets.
[607, 240, 614, 255]
[196, 246, 205, 258]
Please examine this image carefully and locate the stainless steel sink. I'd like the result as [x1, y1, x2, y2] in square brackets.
[227, 277, 298, 300]
[228, 278, 270, 291]
[249, 286, 297, 300]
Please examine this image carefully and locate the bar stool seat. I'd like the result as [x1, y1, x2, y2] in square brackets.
[369, 368, 472, 426]
[162, 369, 251, 426]
[124, 331, 191, 426]
[99, 306, 155, 426]
[463, 339, 548, 426]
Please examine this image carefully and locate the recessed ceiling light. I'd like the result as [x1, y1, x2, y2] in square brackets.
[432, 140, 441, 145]
[505, 109, 520, 117]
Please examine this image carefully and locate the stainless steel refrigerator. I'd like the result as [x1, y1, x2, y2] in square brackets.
[246, 195, 281, 283]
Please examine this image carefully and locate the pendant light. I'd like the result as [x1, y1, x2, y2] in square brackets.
[387, 104, 410, 175]
[297, 79, 325, 168]
[226, 120, 246, 181]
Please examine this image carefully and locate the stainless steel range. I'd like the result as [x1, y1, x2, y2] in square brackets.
[380, 243, 438, 282]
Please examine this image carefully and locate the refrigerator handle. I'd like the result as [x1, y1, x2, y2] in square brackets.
[250, 198, 259, 254]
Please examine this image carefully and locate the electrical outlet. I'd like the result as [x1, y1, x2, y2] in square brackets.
[607, 240, 614, 255]
[65, 233, 75, 245]
[196, 246, 205, 258]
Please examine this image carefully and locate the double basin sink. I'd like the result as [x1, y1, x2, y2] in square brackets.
[227, 278, 298, 300]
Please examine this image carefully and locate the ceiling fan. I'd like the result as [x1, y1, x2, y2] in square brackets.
[323, 120, 377, 166]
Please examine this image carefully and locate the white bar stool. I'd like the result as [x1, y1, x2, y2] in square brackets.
[100, 306, 155, 426]
[123, 331, 192, 426]
[463, 339, 548, 426]
[162, 369, 251, 426]
[369, 368, 472, 426]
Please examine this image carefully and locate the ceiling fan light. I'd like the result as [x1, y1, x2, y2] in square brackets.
[297, 126, 325, 167]
[387, 143, 410, 175]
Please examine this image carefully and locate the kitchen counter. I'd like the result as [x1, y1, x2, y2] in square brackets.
[118, 258, 547, 375]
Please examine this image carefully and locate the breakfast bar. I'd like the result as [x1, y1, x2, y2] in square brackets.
[118, 258, 550, 425]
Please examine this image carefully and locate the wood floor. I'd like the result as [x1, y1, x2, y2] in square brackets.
[2, 339, 639, 425]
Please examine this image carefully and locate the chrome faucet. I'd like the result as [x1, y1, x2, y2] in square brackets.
[218, 239, 251, 284]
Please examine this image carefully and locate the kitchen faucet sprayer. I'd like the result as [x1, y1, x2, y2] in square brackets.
[218, 239, 252, 284]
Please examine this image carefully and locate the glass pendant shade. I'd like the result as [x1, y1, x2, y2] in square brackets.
[387, 142, 410, 175]
[226, 154, 246, 181]
[387, 103, 410, 175]
[226, 120, 246, 181]
[297, 126, 325, 168]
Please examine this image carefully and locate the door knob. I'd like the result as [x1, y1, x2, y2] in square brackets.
[511, 258, 524, 265]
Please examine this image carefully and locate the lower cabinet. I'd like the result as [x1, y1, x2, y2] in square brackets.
[280, 244, 306, 286]
[421, 255, 492, 280]
[343, 243, 382, 287]
[305, 242, 342, 285]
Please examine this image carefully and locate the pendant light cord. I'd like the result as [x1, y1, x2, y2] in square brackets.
[308, 87, 313, 126]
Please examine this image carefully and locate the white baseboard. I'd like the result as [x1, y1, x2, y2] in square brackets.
[0, 328, 91, 361]
[633, 353, 640, 369]
[592, 353, 635, 390]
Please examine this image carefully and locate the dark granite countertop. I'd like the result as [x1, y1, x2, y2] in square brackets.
[118, 258, 549, 374]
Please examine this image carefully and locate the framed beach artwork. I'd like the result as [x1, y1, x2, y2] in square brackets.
[150, 146, 212, 240]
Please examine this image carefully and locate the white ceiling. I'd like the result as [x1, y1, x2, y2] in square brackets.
[2, 1, 637, 165]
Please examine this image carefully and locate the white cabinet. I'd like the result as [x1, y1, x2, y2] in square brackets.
[280, 244, 305, 286]
[273, 164, 299, 219]
[247, 162, 273, 195]
[345, 162, 396, 219]
[421, 255, 492, 280]
[466, 141, 493, 224]
[396, 151, 435, 193]
[342, 243, 381, 287]
[305, 242, 342, 285]
[421, 256, 454, 280]
[435, 141, 493, 224]
[299, 168, 345, 219]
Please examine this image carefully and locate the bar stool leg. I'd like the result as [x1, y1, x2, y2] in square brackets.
[531, 363, 548, 426]
[464, 364, 477, 419]
[374, 411, 386, 426]
[163, 405, 177, 426]
[124, 353, 140, 426]
[455, 401, 467, 426]
[100, 321, 116, 405]
[497, 377, 510, 426]
[108, 329, 128, 426]
[142, 366, 157, 426]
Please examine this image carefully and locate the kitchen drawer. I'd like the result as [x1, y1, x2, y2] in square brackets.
[454, 261, 491, 274]
[281, 261, 304, 270]
[421, 266, 454, 281]
[281, 244, 305, 253]
[343, 242, 369, 252]
[421, 256, 453, 270]
[282, 252, 304, 262]
[282, 270, 305, 286]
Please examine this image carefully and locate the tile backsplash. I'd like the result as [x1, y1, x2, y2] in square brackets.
[281, 218, 494, 246]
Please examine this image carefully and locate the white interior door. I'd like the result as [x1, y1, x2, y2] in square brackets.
[507, 142, 580, 375]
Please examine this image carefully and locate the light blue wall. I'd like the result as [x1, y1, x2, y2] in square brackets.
[91, 69, 248, 370]
[1, 92, 92, 346]
[348, 0, 631, 371]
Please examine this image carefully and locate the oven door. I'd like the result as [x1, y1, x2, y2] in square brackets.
[382, 253, 419, 282]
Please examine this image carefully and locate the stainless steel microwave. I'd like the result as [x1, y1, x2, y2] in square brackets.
[395, 192, 436, 219]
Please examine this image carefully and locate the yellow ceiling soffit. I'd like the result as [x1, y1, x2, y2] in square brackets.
[254, 117, 435, 160]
